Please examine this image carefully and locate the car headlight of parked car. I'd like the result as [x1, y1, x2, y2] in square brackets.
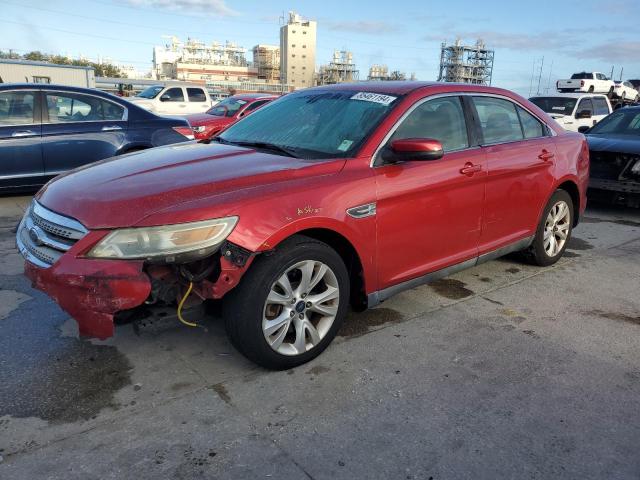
[631, 159, 640, 176]
[87, 216, 238, 261]
[192, 126, 207, 133]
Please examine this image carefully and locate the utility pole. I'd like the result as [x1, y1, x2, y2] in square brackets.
[536, 56, 544, 95]
[545, 59, 554, 94]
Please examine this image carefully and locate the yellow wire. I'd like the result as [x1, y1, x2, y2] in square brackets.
[177, 281, 198, 327]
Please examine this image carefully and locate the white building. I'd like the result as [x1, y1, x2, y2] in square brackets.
[0, 59, 95, 87]
[279, 11, 316, 89]
[153, 36, 257, 83]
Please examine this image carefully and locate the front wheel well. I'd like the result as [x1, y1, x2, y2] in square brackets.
[285, 228, 367, 311]
[557, 180, 580, 226]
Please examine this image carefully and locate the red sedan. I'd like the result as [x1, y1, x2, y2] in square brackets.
[186, 93, 278, 141]
[18, 82, 588, 369]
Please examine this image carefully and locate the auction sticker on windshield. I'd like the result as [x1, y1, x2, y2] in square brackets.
[350, 92, 397, 105]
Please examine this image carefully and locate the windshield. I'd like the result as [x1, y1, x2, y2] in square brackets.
[218, 90, 400, 159]
[571, 73, 592, 80]
[136, 86, 164, 99]
[530, 97, 577, 116]
[207, 98, 248, 117]
[588, 110, 640, 136]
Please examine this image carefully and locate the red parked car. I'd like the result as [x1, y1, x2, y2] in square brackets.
[17, 82, 589, 369]
[186, 93, 278, 141]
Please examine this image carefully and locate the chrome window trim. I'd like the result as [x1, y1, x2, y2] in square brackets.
[0, 88, 129, 127]
[370, 91, 556, 168]
[42, 89, 129, 123]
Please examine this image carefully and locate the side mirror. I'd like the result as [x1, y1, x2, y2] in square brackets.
[577, 126, 590, 134]
[386, 138, 444, 162]
[576, 109, 592, 119]
[160, 94, 171, 102]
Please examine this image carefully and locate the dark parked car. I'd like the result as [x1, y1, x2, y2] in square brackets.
[0, 84, 194, 191]
[582, 106, 640, 207]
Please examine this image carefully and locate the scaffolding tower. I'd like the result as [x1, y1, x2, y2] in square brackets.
[316, 50, 359, 86]
[437, 39, 494, 85]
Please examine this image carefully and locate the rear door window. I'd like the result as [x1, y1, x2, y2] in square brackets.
[243, 99, 271, 113]
[592, 97, 609, 116]
[187, 88, 207, 102]
[390, 96, 469, 152]
[517, 107, 545, 139]
[0, 91, 36, 125]
[472, 97, 524, 144]
[45, 92, 125, 122]
[576, 98, 593, 116]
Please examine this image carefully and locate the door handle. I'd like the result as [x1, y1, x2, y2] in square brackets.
[11, 130, 37, 138]
[460, 162, 482, 176]
[538, 150, 555, 161]
[101, 125, 123, 131]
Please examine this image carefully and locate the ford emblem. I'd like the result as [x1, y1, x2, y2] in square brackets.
[29, 226, 43, 246]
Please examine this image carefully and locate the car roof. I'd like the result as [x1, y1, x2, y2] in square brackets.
[234, 93, 279, 100]
[0, 83, 122, 99]
[529, 93, 608, 99]
[298, 81, 518, 96]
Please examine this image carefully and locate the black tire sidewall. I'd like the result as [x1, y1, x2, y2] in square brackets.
[531, 190, 574, 266]
[223, 236, 350, 370]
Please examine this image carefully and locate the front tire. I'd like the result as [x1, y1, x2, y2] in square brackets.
[524, 190, 574, 266]
[223, 235, 350, 370]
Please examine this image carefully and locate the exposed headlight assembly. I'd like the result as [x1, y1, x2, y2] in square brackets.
[87, 216, 238, 262]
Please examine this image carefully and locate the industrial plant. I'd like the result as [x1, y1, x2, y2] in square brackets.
[437, 39, 495, 85]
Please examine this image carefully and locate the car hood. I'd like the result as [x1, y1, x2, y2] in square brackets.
[186, 113, 232, 126]
[586, 134, 640, 156]
[37, 143, 346, 229]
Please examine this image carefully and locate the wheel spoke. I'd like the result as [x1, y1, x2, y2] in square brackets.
[309, 302, 338, 316]
[269, 320, 289, 350]
[292, 319, 308, 354]
[276, 272, 294, 297]
[264, 311, 291, 336]
[308, 263, 328, 292]
[304, 320, 321, 346]
[267, 288, 290, 305]
[307, 285, 339, 306]
[297, 261, 315, 295]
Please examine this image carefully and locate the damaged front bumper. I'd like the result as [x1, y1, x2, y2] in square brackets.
[25, 256, 151, 339]
[17, 201, 254, 339]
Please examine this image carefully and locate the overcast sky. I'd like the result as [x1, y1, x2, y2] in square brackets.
[3, 0, 640, 95]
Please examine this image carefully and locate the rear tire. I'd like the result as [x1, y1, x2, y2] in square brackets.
[608, 87, 614, 99]
[223, 235, 350, 370]
[524, 190, 574, 267]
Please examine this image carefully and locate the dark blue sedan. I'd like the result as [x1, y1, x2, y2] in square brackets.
[0, 83, 194, 192]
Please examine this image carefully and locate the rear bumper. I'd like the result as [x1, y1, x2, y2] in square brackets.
[589, 178, 640, 194]
[24, 256, 151, 339]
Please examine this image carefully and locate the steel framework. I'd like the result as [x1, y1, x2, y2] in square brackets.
[438, 39, 494, 85]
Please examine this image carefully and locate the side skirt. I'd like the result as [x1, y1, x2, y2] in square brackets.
[367, 236, 533, 308]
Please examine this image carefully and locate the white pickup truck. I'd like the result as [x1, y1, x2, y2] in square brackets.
[529, 93, 612, 132]
[126, 82, 215, 115]
[557, 72, 615, 96]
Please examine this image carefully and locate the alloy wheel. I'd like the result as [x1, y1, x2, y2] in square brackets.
[543, 200, 571, 257]
[262, 260, 340, 356]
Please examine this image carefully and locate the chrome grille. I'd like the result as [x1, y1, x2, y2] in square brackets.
[16, 201, 88, 268]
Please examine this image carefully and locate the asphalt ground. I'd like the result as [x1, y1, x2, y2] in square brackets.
[1, 194, 639, 479]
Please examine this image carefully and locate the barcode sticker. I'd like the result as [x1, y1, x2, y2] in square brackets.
[350, 92, 397, 105]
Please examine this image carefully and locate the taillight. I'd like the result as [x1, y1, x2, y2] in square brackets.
[173, 126, 195, 140]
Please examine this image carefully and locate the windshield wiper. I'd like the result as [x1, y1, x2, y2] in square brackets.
[231, 141, 300, 158]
